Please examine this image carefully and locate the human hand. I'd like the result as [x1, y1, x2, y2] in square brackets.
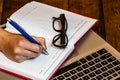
[0, 28, 46, 62]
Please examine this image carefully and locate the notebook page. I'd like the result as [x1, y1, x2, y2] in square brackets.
[5, 2, 55, 40]
[6, 1, 97, 46]
[0, 39, 74, 79]
[3, 1, 97, 79]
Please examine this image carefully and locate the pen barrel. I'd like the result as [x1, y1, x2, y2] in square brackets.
[8, 19, 48, 55]
[8, 19, 39, 44]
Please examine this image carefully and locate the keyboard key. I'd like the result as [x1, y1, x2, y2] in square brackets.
[91, 52, 99, 58]
[101, 67, 108, 71]
[64, 72, 71, 77]
[89, 66, 96, 71]
[96, 75, 103, 79]
[85, 55, 93, 61]
[95, 63, 102, 68]
[83, 75, 90, 80]
[77, 72, 84, 77]
[95, 70, 102, 74]
[76, 66, 83, 71]
[112, 73, 118, 77]
[89, 72, 96, 77]
[112, 60, 120, 66]
[83, 69, 90, 74]
[114, 66, 120, 71]
[102, 72, 109, 77]
[107, 76, 113, 80]
[101, 61, 108, 65]
[88, 61, 95, 66]
[53, 60, 81, 76]
[107, 56, 116, 62]
[106, 64, 113, 69]
[70, 70, 77, 74]
[108, 69, 115, 74]
[71, 75, 78, 79]
[82, 64, 89, 69]
[97, 48, 107, 55]
[100, 53, 112, 60]
[57, 75, 65, 80]
[94, 58, 101, 63]
[79, 58, 87, 64]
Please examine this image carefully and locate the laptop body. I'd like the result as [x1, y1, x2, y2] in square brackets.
[61, 30, 120, 68]
[52, 30, 120, 80]
[0, 30, 120, 80]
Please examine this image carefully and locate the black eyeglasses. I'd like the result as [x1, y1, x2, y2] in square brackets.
[52, 14, 68, 48]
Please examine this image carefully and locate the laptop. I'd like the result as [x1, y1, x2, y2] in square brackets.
[52, 30, 120, 80]
[0, 30, 120, 80]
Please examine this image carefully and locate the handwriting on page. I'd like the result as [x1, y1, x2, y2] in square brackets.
[17, 40, 64, 75]
[37, 41, 64, 75]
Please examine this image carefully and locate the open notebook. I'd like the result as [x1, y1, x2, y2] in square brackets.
[0, 1, 97, 80]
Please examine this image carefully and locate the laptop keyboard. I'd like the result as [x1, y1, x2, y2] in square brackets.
[52, 48, 120, 80]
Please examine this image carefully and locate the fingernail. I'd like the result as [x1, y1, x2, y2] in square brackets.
[43, 45, 47, 50]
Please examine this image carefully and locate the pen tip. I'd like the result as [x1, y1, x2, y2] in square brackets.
[7, 18, 11, 21]
[42, 50, 49, 55]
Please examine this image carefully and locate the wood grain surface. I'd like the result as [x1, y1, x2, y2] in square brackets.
[0, 0, 120, 52]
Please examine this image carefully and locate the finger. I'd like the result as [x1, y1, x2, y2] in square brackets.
[19, 39, 42, 53]
[14, 55, 27, 63]
[35, 37, 47, 50]
[17, 48, 41, 58]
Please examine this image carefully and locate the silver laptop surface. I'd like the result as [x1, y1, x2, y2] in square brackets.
[53, 30, 120, 80]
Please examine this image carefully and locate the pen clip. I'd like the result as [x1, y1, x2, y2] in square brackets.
[7, 18, 26, 32]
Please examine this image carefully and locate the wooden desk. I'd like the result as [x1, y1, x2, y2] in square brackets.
[0, 0, 120, 52]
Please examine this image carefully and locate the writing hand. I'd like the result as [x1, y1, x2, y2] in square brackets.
[0, 28, 46, 62]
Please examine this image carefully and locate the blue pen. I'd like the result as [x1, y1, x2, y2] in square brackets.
[7, 19, 48, 55]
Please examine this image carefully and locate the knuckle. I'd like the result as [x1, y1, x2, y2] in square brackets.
[18, 39, 24, 47]
[13, 47, 20, 55]
[34, 45, 41, 53]
[14, 56, 24, 63]
[31, 53, 38, 58]
[39, 37, 45, 41]
[38, 46, 42, 52]
[14, 56, 21, 62]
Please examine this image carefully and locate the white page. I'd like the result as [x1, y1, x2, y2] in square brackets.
[6, 1, 97, 45]
[0, 39, 74, 79]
